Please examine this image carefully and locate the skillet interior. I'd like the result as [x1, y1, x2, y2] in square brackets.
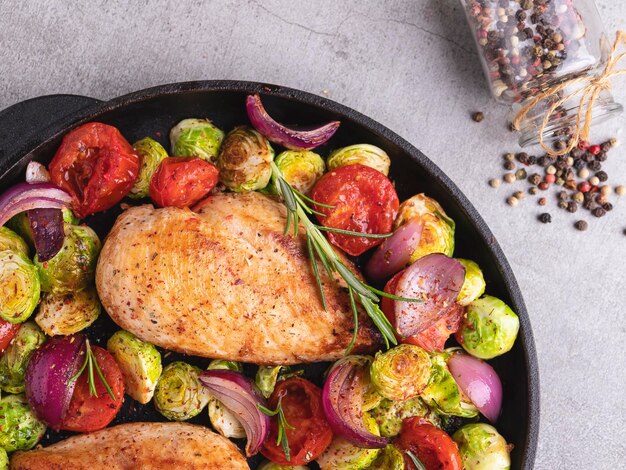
[0, 81, 539, 469]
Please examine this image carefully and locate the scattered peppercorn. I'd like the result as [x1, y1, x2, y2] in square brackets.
[616, 185, 626, 196]
[545, 174, 556, 184]
[546, 165, 557, 175]
[574, 220, 588, 231]
[558, 201, 568, 210]
[589, 176, 600, 186]
[504, 153, 515, 162]
[506, 196, 519, 207]
[588, 144, 601, 155]
[603, 202, 613, 212]
[573, 192, 584, 203]
[592, 207, 606, 218]
[578, 168, 590, 179]
[514, 191, 525, 200]
[515, 169, 527, 180]
[504, 173, 516, 184]
[472, 112, 484, 122]
[557, 191, 568, 201]
[528, 173, 541, 185]
[578, 181, 591, 192]
[566, 202, 578, 213]
[583, 200, 596, 210]
[538, 197, 547, 206]
[595, 171, 608, 182]
[538, 213, 552, 223]
[489, 178, 502, 188]
[529, 187, 539, 195]
[504, 161, 516, 171]
[600, 185, 611, 196]
[538, 182, 549, 191]
[538, 156, 550, 167]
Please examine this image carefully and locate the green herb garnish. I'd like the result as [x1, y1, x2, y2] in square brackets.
[272, 162, 418, 351]
[69, 339, 116, 401]
[406, 450, 427, 470]
[258, 395, 295, 461]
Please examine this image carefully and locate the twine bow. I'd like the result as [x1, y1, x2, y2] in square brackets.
[512, 31, 626, 156]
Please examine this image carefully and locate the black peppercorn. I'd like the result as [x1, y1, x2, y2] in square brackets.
[538, 213, 552, 224]
[588, 161, 602, 171]
[574, 159, 586, 170]
[528, 173, 542, 185]
[596, 151, 608, 162]
[583, 153, 594, 163]
[504, 161, 516, 170]
[592, 207, 606, 218]
[555, 160, 568, 170]
[603, 202, 613, 211]
[472, 112, 485, 122]
[516, 10, 527, 21]
[596, 171, 608, 182]
[538, 156, 551, 167]
[570, 148, 584, 159]
[583, 200, 596, 210]
[557, 191, 568, 201]
[516, 152, 529, 165]
[574, 220, 588, 231]
[567, 202, 578, 213]
[527, 155, 537, 165]
[558, 201, 568, 210]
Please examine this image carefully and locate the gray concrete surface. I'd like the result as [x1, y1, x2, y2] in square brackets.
[1, 1, 625, 468]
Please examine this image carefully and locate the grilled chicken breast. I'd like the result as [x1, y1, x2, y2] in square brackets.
[96, 191, 381, 365]
[10, 422, 248, 469]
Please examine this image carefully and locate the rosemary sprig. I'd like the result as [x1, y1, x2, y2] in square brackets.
[258, 395, 295, 461]
[69, 339, 116, 401]
[271, 162, 410, 351]
[406, 450, 427, 470]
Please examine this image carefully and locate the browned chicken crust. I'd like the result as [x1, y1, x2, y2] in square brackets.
[10, 422, 248, 469]
[96, 192, 381, 365]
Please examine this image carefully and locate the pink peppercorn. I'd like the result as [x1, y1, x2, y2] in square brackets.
[545, 174, 556, 183]
[578, 181, 591, 192]
[578, 140, 590, 150]
[589, 144, 601, 155]
[538, 182, 549, 190]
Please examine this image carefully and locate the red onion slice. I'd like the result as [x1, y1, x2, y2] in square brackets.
[322, 356, 390, 449]
[393, 253, 465, 337]
[448, 352, 503, 424]
[0, 183, 72, 227]
[24, 334, 86, 430]
[246, 94, 340, 150]
[365, 220, 424, 283]
[199, 370, 270, 456]
[27, 208, 65, 262]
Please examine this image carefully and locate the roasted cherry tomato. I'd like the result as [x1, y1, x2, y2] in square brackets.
[396, 417, 463, 470]
[311, 164, 399, 256]
[149, 156, 219, 208]
[61, 346, 124, 432]
[49, 122, 140, 218]
[0, 319, 21, 353]
[261, 377, 333, 465]
[381, 272, 463, 352]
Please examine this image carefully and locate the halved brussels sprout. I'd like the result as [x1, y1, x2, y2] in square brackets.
[420, 351, 478, 418]
[362, 381, 384, 412]
[154, 361, 210, 421]
[456, 259, 486, 306]
[274, 150, 325, 195]
[217, 126, 274, 192]
[0, 251, 40, 324]
[0, 227, 29, 257]
[0, 322, 46, 394]
[457, 296, 520, 360]
[327, 144, 391, 176]
[370, 344, 432, 401]
[370, 444, 405, 470]
[393, 194, 455, 263]
[0, 394, 46, 452]
[35, 224, 100, 294]
[107, 330, 162, 404]
[130, 137, 169, 198]
[207, 359, 245, 438]
[258, 462, 309, 470]
[368, 396, 439, 437]
[170, 118, 224, 162]
[256, 365, 284, 399]
[317, 413, 382, 469]
[453, 423, 511, 470]
[35, 287, 101, 336]
[0, 448, 7, 470]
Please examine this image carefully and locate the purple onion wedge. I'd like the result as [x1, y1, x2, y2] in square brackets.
[0, 182, 72, 227]
[199, 369, 270, 456]
[246, 94, 340, 150]
[27, 208, 65, 262]
[24, 334, 86, 430]
[322, 356, 390, 449]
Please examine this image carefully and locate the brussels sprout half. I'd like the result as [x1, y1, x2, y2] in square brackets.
[130, 137, 169, 199]
[170, 118, 224, 162]
[207, 359, 245, 439]
[217, 126, 274, 192]
[456, 259, 486, 306]
[317, 413, 382, 469]
[420, 351, 478, 418]
[35, 288, 101, 336]
[0, 448, 7, 470]
[0, 394, 46, 452]
[0, 227, 29, 257]
[393, 194, 455, 263]
[274, 150, 325, 195]
[107, 330, 162, 404]
[154, 361, 210, 421]
[35, 224, 100, 295]
[370, 444, 405, 470]
[457, 296, 520, 360]
[327, 144, 391, 176]
[370, 344, 432, 402]
[368, 396, 439, 437]
[258, 462, 309, 470]
[453, 423, 511, 470]
[0, 251, 40, 324]
[0, 322, 46, 394]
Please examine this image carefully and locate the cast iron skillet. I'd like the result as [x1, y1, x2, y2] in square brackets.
[0, 81, 539, 469]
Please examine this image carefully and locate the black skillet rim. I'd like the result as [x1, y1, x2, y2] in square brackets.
[0, 80, 539, 468]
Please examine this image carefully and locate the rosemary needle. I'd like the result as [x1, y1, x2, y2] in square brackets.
[258, 396, 295, 461]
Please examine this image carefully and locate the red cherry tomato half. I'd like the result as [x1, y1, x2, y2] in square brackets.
[149, 157, 219, 208]
[396, 417, 463, 470]
[261, 377, 333, 466]
[311, 164, 399, 256]
[381, 272, 463, 352]
[0, 320, 21, 353]
[60, 346, 124, 433]
[49, 122, 140, 218]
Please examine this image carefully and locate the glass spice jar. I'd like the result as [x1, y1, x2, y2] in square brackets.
[460, 0, 623, 147]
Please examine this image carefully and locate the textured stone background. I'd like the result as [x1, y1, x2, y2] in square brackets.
[1, 1, 625, 468]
